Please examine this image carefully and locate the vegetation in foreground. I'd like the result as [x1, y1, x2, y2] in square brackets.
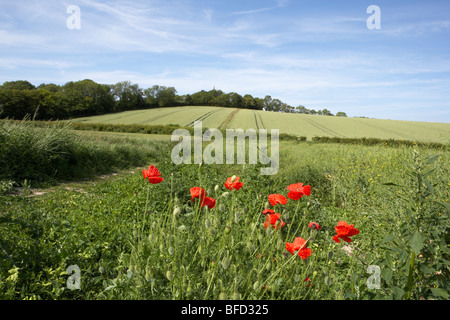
[0, 123, 449, 300]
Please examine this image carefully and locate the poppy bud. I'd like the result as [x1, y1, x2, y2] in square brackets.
[231, 292, 241, 300]
[173, 206, 180, 216]
[264, 202, 270, 209]
[205, 219, 212, 229]
[221, 257, 230, 270]
[225, 226, 231, 234]
[231, 175, 237, 183]
[214, 185, 220, 192]
[168, 246, 175, 255]
[253, 281, 261, 291]
[219, 292, 227, 300]
[166, 270, 174, 281]
[313, 270, 318, 277]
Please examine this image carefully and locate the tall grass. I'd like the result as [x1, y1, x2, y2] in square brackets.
[0, 119, 165, 186]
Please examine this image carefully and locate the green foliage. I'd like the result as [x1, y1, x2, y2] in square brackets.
[0, 119, 165, 185]
[0, 130, 448, 300]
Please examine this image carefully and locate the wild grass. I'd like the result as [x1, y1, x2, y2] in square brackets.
[1, 130, 448, 300]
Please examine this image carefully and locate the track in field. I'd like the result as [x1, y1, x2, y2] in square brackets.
[253, 111, 266, 131]
[184, 109, 221, 127]
[137, 109, 184, 125]
[303, 116, 345, 138]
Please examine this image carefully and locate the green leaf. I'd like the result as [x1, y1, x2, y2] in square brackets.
[425, 154, 439, 165]
[391, 286, 405, 300]
[381, 233, 395, 244]
[410, 230, 424, 255]
[430, 288, 449, 299]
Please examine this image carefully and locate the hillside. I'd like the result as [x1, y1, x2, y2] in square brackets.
[71, 106, 450, 144]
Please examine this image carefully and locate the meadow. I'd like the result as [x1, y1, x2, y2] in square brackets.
[0, 116, 448, 301]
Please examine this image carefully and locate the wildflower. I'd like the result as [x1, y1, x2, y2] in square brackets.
[225, 176, 244, 191]
[190, 187, 207, 202]
[201, 196, 216, 209]
[189, 187, 215, 209]
[286, 183, 311, 200]
[264, 212, 285, 230]
[332, 221, 360, 243]
[142, 165, 164, 184]
[268, 194, 287, 206]
[308, 222, 321, 230]
[286, 237, 312, 260]
[304, 277, 311, 287]
[262, 209, 275, 215]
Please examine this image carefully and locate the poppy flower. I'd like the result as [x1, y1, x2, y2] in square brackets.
[304, 277, 311, 287]
[308, 222, 321, 230]
[142, 165, 164, 184]
[190, 187, 207, 202]
[262, 209, 275, 215]
[264, 212, 285, 230]
[225, 176, 243, 191]
[286, 237, 312, 260]
[201, 196, 216, 209]
[286, 183, 311, 200]
[332, 221, 360, 243]
[268, 194, 287, 206]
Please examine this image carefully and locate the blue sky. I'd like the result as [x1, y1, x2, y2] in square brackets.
[1, 0, 449, 122]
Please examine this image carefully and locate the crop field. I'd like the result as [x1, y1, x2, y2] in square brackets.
[72, 106, 237, 130]
[1, 117, 449, 302]
[72, 106, 450, 144]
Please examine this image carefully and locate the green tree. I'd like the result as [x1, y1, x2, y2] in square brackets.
[1, 80, 35, 90]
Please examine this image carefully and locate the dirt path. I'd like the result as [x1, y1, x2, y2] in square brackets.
[219, 108, 240, 130]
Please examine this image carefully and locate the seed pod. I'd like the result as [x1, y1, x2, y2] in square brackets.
[221, 257, 231, 270]
[166, 270, 174, 281]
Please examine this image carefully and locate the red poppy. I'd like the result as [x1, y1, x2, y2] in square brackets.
[262, 209, 275, 215]
[201, 196, 216, 209]
[332, 221, 360, 243]
[264, 212, 285, 230]
[286, 183, 311, 200]
[308, 222, 321, 230]
[286, 237, 312, 260]
[190, 187, 206, 202]
[225, 176, 244, 191]
[268, 194, 287, 206]
[304, 277, 311, 287]
[142, 165, 164, 184]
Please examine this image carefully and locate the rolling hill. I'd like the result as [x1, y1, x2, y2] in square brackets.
[71, 106, 450, 144]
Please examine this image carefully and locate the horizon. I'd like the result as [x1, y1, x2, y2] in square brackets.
[1, 0, 449, 123]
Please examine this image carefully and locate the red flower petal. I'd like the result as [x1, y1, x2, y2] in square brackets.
[287, 190, 303, 200]
[262, 209, 275, 215]
[268, 194, 287, 206]
[190, 187, 207, 202]
[308, 222, 321, 230]
[225, 177, 244, 191]
[201, 196, 216, 209]
[287, 183, 311, 196]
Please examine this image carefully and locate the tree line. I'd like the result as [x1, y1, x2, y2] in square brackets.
[0, 79, 347, 120]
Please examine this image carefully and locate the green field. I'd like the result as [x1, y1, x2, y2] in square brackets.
[71, 106, 450, 144]
[1, 115, 449, 302]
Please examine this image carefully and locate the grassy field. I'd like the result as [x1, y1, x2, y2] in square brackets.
[1, 120, 448, 301]
[71, 106, 450, 144]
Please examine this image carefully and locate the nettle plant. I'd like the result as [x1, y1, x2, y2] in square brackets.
[379, 149, 449, 300]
